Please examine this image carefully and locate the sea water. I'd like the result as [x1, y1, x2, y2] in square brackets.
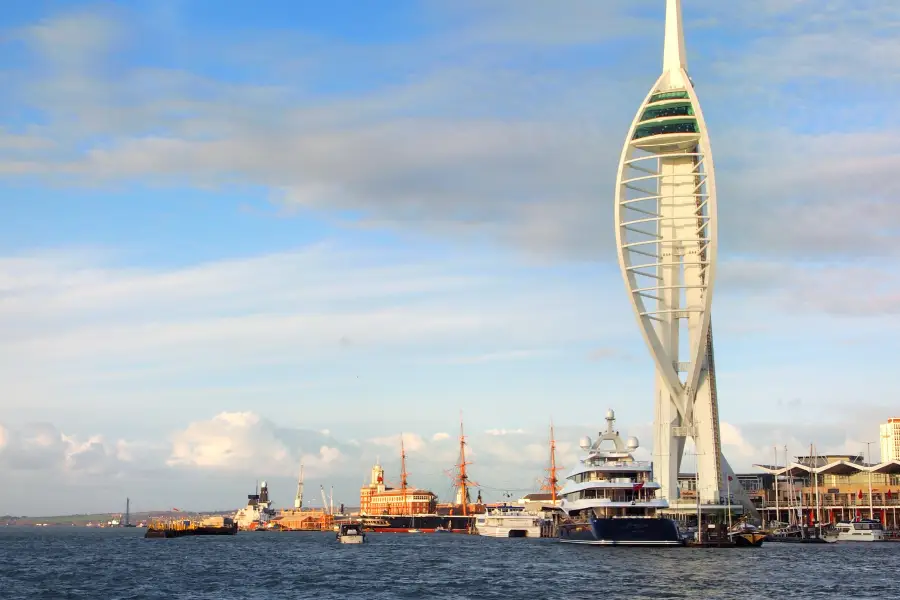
[0, 527, 897, 599]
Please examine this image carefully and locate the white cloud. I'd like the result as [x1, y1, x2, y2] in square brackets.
[0, 409, 892, 515]
[20, 10, 123, 68]
[168, 411, 290, 471]
[431, 432, 451, 442]
[485, 428, 526, 436]
[368, 433, 426, 453]
[0, 421, 134, 476]
[0, 244, 637, 406]
[440, 350, 551, 365]
[719, 422, 758, 459]
[3, 3, 897, 266]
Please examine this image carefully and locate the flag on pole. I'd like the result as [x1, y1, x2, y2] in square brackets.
[727, 475, 733, 482]
[858, 489, 863, 500]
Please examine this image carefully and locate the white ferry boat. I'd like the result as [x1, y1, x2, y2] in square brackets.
[558, 409, 683, 546]
[828, 518, 887, 542]
[475, 504, 542, 538]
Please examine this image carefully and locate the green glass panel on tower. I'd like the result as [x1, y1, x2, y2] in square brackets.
[632, 118, 699, 140]
[649, 90, 690, 103]
[640, 102, 694, 122]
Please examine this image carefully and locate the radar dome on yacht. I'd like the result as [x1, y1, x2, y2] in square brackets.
[605, 409, 615, 420]
[626, 436, 639, 450]
[579, 436, 592, 450]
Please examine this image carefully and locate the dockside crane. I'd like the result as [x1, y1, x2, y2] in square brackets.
[320, 485, 331, 515]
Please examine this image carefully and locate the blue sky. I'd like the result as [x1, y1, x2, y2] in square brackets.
[2, 0, 899, 515]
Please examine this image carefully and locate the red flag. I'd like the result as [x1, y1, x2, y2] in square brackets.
[172, 508, 180, 512]
[888, 490, 893, 500]
[858, 489, 863, 500]
[633, 482, 644, 491]
[727, 475, 733, 482]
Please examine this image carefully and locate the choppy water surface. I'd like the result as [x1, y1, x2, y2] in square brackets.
[1, 528, 897, 599]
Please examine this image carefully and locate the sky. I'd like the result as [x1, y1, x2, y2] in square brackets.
[1, 0, 899, 516]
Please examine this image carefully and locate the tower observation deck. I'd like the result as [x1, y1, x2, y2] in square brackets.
[613, 0, 756, 518]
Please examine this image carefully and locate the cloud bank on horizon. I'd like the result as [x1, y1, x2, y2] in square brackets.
[0, 410, 876, 515]
[1, 0, 898, 513]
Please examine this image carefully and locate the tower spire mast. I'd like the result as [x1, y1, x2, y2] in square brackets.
[663, 0, 688, 74]
[615, 0, 757, 520]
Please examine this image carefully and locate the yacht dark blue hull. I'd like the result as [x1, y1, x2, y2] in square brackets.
[559, 516, 684, 546]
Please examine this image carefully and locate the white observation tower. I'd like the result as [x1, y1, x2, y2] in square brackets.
[614, 0, 754, 516]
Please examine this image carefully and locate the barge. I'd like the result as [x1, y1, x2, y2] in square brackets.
[144, 516, 238, 538]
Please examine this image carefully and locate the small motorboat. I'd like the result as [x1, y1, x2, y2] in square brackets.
[337, 522, 365, 544]
[728, 522, 766, 547]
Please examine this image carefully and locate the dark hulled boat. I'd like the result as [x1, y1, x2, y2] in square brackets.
[144, 516, 238, 538]
[360, 514, 474, 533]
[559, 514, 683, 546]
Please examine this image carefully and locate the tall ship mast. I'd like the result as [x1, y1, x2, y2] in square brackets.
[541, 420, 563, 504]
[451, 414, 478, 516]
[400, 435, 409, 513]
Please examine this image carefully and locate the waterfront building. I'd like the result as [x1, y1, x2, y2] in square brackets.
[613, 0, 754, 517]
[677, 472, 776, 514]
[881, 418, 900, 462]
[359, 462, 437, 515]
[754, 455, 900, 529]
[272, 508, 333, 531]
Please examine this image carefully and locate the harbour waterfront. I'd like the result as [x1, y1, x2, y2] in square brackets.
[1, 527, 897, 600]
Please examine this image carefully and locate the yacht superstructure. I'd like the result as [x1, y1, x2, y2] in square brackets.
[831, 518, 887, 542]
[558, 409, 683, 546]
[475, 504, 542, 538]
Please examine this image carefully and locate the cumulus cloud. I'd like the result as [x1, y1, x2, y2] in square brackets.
[719, 422, 758, 459]
[167, 411, 346, 476]
[0, 422, 132, 476]
[0, 409, 892, 515]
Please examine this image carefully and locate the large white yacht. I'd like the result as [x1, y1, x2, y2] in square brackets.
[558, 409, 683, 546]
[829, 518, 887, 542]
